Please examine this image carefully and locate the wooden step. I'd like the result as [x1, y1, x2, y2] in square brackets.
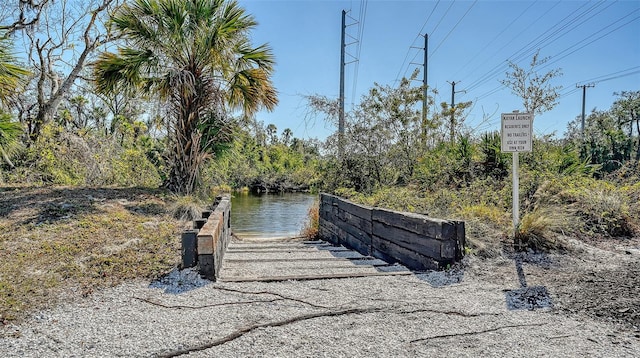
[219, 270, 413, 283]
[219, 239, 410, 283]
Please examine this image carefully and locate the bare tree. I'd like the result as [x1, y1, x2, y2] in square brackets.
[5, 0, 119, 142]
[500, 50, 563, 116]
[0, 0, 50, 36]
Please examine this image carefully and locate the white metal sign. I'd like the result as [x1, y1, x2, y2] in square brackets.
[501, 112, 533, 152]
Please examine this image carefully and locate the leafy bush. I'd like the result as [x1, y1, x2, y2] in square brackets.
[6, 124, 162, 187]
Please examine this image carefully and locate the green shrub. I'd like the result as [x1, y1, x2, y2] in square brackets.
[6, 124, 161, 187]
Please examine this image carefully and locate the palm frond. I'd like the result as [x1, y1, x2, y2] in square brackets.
[0, 35, 29, 106]
[93, 0, 278, 194]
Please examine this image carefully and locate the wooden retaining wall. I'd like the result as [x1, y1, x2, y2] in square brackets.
[319, 193, 465, 270]
[197, 195, 231, 280]
[180, 195, 232, 281]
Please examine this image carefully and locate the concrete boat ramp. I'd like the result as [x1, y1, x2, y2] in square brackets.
[219, 237, 413, 282]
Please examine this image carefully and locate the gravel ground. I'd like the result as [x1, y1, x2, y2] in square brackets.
[2, 239, 639, 358]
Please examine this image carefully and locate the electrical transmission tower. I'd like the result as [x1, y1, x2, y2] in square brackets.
[339, 10, 346, 155]
[338, 9, 360, 156]
[422, 34, 429, 146]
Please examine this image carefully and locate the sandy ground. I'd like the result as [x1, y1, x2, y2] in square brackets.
[1, 234, 639, 357]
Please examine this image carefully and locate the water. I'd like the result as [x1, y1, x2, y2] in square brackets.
[230, 192, 317, 238]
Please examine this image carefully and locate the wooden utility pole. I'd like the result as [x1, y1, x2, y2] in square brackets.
[578, 83, 595, 137]
[448, 81, 465, 143]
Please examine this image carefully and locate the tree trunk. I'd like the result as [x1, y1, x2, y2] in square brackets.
[27, 0, 114, 143]
[163, 91, 207, 194]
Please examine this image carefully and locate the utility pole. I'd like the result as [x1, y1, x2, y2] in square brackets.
[338, 10, 346, 157]
[578, 83, 595, 137]
[421, 33, 428, 147]
[447, 81, 465, 143]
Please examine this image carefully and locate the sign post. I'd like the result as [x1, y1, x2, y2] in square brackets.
[501, 111, 533, 242]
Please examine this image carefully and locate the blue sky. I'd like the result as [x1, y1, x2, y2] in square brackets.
[238, 0, 640, 141]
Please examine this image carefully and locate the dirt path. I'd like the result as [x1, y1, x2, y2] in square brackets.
[1, 235, 639, 357]
[1, 185, 638, 356]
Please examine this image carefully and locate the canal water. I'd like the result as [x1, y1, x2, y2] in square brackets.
[230, 192, 317, 238]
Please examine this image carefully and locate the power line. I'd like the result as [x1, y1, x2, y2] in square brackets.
[452, 0, 538, 81]
[592, 69, 640, 84]
[464, 1, 594, 93]
[468, 3, 639, 101]
[542, 9, 640, 70]
[461, 1, 562, 91]
[428, 0, 455, 38]
[396, 0, 455, 84]
[508, 1, 610, 65]
[350, 0, 368, 106]
[393, 0, 440, 85]
[430, 0, 478, 58]
[578, 65, 640, 84]
[472, 64, 639, 132]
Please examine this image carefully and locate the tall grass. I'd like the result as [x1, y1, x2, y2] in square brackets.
[301, 198, 320, 239]
[515, 206, 572, 251]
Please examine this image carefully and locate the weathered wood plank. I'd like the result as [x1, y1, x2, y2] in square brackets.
[371, 221, 441, 259]
[197, 195, 231, 281]
[319, 217, 341, 245]
[372, 208, 448, 239]
[371, 235, 439, 271]
[225, 248, 319, 253]
[319, 194, 337, 221]
[198, 254, 215, 280]
[337, 198, 373, 221]
[440, 240, 456, 259]
[455, 221, 466, 260]
[219, 270, 413, 283]
[338, 208, 372, 235]
[223, 261, 377, 272]
[320, 213, 372, 256]
[333, 216, 371, 248]
[319, 194, 466, 269]
[338, 228, 371, 256]
[224, 257, 356, 263]
[197, 214, 222, 255]
[227, 241, 322, 251]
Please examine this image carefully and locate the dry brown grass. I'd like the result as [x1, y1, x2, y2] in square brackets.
[0, 186, 184, 323]
[300, 199, 320, 239]
[515, 206, 573, 251]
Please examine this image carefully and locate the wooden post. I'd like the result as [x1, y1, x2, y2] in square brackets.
[193, 218, 207, 230]
[181, 229, 198, 268]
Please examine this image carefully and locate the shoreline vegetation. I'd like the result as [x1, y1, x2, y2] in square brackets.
[0, 0, 638, 332]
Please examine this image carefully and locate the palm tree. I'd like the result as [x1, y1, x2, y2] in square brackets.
[266, 123, 278, 145]
[0, 35, 29, 107]
[0, 35, 28, 168]
[94, 0, 277, 194]
[281, 128, 293, 146]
